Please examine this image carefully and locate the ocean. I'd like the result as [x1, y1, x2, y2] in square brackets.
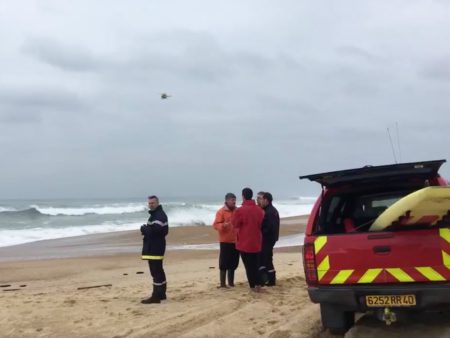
[0, 197, 315, 248]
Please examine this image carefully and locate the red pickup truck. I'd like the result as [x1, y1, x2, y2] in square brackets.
[300, 160, 450, 333]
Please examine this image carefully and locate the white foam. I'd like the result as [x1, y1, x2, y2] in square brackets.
[0, 199, 314, 247]
[31, 204, 146, 216]
[0, 222, 143, 247]
[0, 206, 16, 212]
[273, 202, 314, 217]
[167, 203, 222, 226]
[167, 201, 314, 226]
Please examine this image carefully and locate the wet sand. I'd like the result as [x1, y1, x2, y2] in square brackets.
[0, 215, 308, 262]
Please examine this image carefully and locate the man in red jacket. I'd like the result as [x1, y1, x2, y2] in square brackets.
[232, 187, 265, 291]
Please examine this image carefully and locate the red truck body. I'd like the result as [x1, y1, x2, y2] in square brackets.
[300, 160, 450, 332]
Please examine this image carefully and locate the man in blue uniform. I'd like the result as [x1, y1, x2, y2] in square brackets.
[140, 195, 169, 304]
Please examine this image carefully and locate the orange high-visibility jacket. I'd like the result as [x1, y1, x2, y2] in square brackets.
[213, 205, 236, 243]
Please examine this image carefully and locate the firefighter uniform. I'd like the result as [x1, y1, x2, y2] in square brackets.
[141, 204, 169, 303]
[259, 203, 280, 286]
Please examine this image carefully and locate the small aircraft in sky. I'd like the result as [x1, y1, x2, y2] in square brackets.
[161, 93, 171, 99]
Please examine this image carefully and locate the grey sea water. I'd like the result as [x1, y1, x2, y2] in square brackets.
[0, 197, 314, 247]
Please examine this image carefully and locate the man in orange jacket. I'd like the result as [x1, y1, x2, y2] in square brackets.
[213, 193, 239, 288]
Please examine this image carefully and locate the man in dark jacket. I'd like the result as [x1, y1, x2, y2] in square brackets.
[259, 192, 280, 286]
[232, 187, 264, 291]
[140, 195, 169, 304]
[256, 191, 265, 208]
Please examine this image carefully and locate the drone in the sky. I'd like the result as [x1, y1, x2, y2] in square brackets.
[161, 93, 171, 100]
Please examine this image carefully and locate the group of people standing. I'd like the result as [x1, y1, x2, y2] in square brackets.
[139, 188, 280, 304]
[213, 188, 280, 292]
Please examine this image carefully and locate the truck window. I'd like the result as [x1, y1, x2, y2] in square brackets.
[315, 190, 412, 234]
[314, 195, 346, 234]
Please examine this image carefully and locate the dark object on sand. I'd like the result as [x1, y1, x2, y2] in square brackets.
[123, 273, 128, 276]
[3, 289, 20, 292]
[77, 284, 112, 290]
[209, 267, 215, 269]
[136, 271, 144, 274]
[20, 285, 27, 287]
[0, 284, 12, 288]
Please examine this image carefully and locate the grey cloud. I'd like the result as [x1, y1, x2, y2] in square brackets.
[109, 31, 275, 84]
[21, 38, 101, 72]
[335, 45, 381, 64]
[419, 56, 450, 81]
[0, 87, 87, 123]
[1, 1, 450, 198]
[0, 87, 84, 109]
[0, 110, 42, 124]
[21, 30, 292, 90]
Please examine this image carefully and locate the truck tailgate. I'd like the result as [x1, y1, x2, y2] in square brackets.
[314, 228, 450, 285]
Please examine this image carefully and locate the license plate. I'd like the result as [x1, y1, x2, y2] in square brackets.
[365, 295, 416, 307]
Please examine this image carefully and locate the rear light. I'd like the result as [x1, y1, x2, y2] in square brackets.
[303, 243, 318, 286]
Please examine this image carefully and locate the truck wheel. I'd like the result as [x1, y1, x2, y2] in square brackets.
[320, 303, 355, 334]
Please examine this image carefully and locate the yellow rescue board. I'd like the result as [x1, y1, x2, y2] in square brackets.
[370, 187, 450, 231]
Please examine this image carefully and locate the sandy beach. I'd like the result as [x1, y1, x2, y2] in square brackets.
[1, 216, 450, 338]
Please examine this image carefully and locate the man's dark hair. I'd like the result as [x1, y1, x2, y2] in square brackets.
[242, 187, 253, 200]
[263, 192, 273, 203]
[225, 193, 236, 200]
[257, 191, 265, 197]
[148, 195, 159, 202]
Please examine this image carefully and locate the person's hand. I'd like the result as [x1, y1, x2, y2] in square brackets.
[224, 221, 231, 229]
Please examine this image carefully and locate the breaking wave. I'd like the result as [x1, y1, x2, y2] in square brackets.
[0, 198, 315, 247]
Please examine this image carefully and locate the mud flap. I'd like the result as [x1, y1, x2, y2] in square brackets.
[320, 303, 355, 334]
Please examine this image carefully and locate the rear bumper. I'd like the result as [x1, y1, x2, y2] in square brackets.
[308, 283, 450, 312]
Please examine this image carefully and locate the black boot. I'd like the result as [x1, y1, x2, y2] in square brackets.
[267, 271, 276, 286]
[227, 269, 235, 287]
[260, 270, 269, 286]
[219, 270, 227, 288]
[160, 283, 167, 300]
[141, 285, 160, 304]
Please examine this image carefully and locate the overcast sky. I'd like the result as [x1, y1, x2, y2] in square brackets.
[1, 0, 450, 199]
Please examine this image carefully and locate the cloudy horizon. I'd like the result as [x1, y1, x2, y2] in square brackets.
[1, 0, 450, 199]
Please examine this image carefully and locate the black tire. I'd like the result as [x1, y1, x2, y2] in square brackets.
[320, 303, 355, 334]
